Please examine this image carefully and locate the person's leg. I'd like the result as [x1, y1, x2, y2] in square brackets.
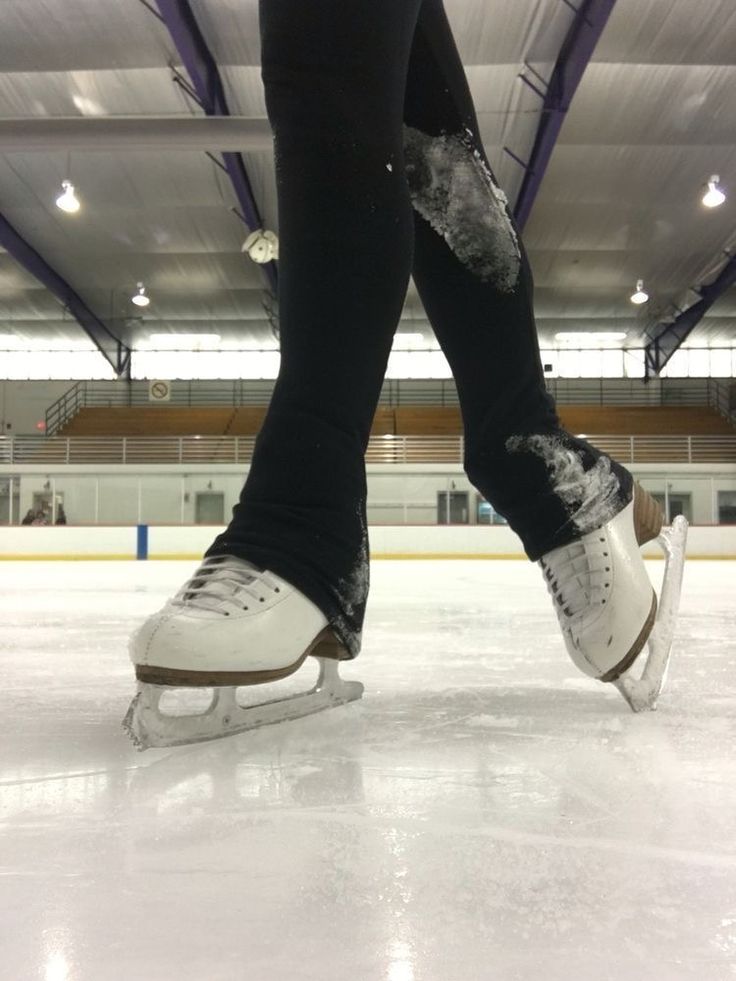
[205, 0, 425, 657]
[392, 0, 684, 699]
[402, 0, 632, 560]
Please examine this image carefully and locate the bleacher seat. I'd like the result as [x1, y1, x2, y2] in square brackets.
[57, 403, 735, 439]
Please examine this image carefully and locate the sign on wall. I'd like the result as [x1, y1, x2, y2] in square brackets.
[148, 380, 172, 402]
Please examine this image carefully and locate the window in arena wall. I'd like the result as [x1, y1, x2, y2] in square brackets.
[386, 350, 452, 379]
[578, 349, 602, 377]
[623, 349, 645, 378]
[131, 350, 281, 380]
[661, 350, 689, 378]
[661, 349, 735, 378]
[600, 350, 624, 377]
[557, 349, 581, 377]
[0, 351, 117, 381]
[687, 349, 711, 377]
[709, 350, 734, 377]
[6, 346, 732, 383]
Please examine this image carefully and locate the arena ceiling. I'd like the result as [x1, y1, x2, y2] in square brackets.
[0, 0, 734, 372]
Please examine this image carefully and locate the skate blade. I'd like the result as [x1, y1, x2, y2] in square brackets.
[613, 515, 688, 712]
[122, 657, 364, 751]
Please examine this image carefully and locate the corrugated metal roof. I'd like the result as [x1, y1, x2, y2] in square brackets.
[0, 0, 733, 359]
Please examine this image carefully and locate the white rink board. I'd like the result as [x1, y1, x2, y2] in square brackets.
[1, 523, 736, 559]
[0, 525, 136, 557]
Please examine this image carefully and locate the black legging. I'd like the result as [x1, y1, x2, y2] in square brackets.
[206, 0, 632, 657]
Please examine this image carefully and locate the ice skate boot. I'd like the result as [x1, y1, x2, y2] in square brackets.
[540, 484, 687, 711]
[122, 556, 363, 750]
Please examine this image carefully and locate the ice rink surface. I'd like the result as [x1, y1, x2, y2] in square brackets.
[1, 557, 735, 981]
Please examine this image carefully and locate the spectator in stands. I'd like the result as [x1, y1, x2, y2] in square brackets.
[21, 508, 35, 525]
[56, 505, 67, 525]
[31, 510, 48, 526]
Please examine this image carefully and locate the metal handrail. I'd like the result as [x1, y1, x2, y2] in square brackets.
[42, 376, 736, 437]
[3, 433, 736, 466]
[45, 380, 85, 436]
[708, 378, 736, 426]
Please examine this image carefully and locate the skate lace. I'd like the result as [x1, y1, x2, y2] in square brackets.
[540, 532, 612, 629]
[171, 556, 282, 616]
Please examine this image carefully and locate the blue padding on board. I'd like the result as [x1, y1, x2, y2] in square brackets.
[136, 525, 149, 560]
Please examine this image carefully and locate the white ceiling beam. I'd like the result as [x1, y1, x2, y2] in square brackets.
[0, 116, 273, 152]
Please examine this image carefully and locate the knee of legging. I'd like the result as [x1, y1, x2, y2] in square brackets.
[402, 124, 523, 292]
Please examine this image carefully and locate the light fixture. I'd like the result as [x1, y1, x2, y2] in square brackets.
[131, 283, 150, 307]
[702, 175, 726, 209]
[71, 94, 105, 116]
[555, 331, 627, 342]
[630, 280, 649, 305]
[147, 333, 221, 349]
[55, 180, 80, 213]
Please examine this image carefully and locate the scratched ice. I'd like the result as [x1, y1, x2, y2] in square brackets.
[1, 558, 735, 980]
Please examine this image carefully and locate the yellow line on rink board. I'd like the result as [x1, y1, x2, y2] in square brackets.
[346, 553, 736, 561]
[1, 553, 736, 561]
[372, 552, 527, 560]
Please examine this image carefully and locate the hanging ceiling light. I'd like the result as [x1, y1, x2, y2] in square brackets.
[131, 283, 150, 307]
[55, 180, 80, 213]
[630, 280, 649, 305]
[702, 175, 726, 209]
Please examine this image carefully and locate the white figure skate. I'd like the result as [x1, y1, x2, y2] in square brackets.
[540, 484, 688, 712]
[122, 556, 363, 750]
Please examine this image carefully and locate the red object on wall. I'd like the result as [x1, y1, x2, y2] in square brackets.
[36, 420, 46, 431]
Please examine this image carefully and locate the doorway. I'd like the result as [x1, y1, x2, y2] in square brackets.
[718, 491, 736, 525]
[437, 491, 469, 525]
[195, 492, 225, 525]
[651, 492, 692, 525]
[0, 477, 20, 525]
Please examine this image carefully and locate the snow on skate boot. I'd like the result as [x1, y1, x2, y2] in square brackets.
[540, 484, 687, 712]
[122, 556, 363, 750]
